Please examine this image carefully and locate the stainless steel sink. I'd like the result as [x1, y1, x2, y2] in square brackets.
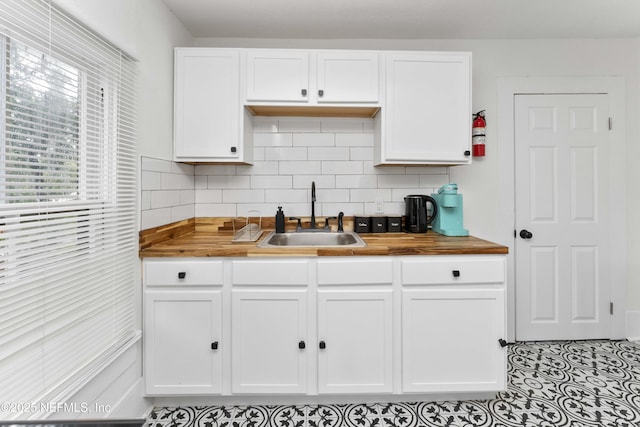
[257, 231, 366, 248]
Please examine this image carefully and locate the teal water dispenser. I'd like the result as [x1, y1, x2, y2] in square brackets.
[431, 183, 469, 236]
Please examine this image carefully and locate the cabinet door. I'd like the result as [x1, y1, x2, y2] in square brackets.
[231, 289, 308, 394]
[246, 50, 309, 102]
[317, 290, 393, 394]
[402, 288, 506, 393]
[316, 51, 379, 103]
[144, 290, 222, 395]
[381, 52, 471, 165]
[174, 48, 241, 160]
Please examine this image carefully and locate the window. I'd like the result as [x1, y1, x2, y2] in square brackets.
[0, 1, 137, 416]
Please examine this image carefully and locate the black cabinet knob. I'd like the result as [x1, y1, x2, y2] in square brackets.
[498, 339, 508, 348]
[318, 89, 324, 97]
[319, 341, 326, 350]
[519, 229, 533, 239]
[230, 146, 237, 153]
[452, 270, 460, 278]
[298, 341, 306, 350]
[464, 150, 471, 156]
[211, 341, 219, 350]
[178, 272, 186, 279]
[301, 89, 307, 96]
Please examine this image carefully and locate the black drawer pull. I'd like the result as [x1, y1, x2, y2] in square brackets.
[319, 341, 326, 350]
[452, 270, 460, 278]
[298, 340, 306, 350]
[178, 272, 186, 279]
[211, 341, 219, 350]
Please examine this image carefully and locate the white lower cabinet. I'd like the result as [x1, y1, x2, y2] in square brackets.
[317, 290, 393, 394]
[231, 289, 308, 394]
[144, 290, 222, 395]
[143, 255, 506, 398]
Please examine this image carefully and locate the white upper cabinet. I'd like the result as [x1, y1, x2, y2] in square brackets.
[375, 52, 472, 165]
[246, 50, 310, 102]
[315, 51, 379, 103]
[174, 48, 253, 164]
[245, 49, 380, 105]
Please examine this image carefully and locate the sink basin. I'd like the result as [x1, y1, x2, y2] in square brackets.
[257, 231, 366, 248]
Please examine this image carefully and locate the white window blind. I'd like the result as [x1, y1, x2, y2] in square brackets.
[0, 0, 137, 417]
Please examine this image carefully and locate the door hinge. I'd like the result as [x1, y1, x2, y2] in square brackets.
[608, 117, 613, 130]
[610, 302, 614, 315]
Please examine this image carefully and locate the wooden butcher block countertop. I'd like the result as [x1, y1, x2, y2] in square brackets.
[139, 217, 508, 258]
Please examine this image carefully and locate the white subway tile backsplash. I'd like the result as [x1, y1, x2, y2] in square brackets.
[265, 189, 307, 203]
[335, 133, 374, 147]
[207, 175, 251, 189]
[316, 189, 350, 203]
[280, 160, 322, 175]
[308, 147, 350, 161]
[141, 171, 162, 191]
[140, 191, 151, 210]
[350, 188, 392, 203]
[278, 118, 321, 133]
[141, 117, 452, 230]
[195, 189, 223, 203]
[195, 165, 237, 176]
[195, 203, 237, 217]
[171, 204, 195, 223]
[265, 147, 308, 161]
[320, 118, 366, 133]
[141, 208, 172, 230]
[161, 172, 192, 190]
[321, 161, 363, 175]
[252, 117, 279, 133]
[377, 175, 420, 188]
[150, 190, 182, 209]
[350, 147, 373, 161]
[293, 175, 335, 189]
[252, 175, 293, 189]
[141, 157, 173, 173]
[336, 175, 377, 189]
[195, 175, 208, 189]
[237, 161, 279, 175]
[253, 133, 293, 147]
[292, 133, 334, 147]
[222, 189, 265, 203]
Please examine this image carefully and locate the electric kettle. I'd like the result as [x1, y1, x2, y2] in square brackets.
[404, 194, 438, 233]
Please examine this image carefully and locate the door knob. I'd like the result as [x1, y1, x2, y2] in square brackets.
[519, 229, 533, 239]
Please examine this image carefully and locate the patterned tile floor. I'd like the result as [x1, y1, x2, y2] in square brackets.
[147, 340, 640, 427]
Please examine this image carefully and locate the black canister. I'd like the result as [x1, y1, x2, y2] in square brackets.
[354, 216, 371, 233]
[371, 216, 387, 233]
[387, 216, 402, 232]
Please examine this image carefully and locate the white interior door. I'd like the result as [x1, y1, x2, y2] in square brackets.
[515, 94, 611, 341]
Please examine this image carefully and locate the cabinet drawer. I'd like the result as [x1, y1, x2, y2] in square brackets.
[317, 258, 392, 285]
[144, 259, 224, 286]
[232, 259, 308, 285]
[401, 257, 504, 285]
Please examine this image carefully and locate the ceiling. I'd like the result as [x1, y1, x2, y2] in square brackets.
[161, 0, 640, 40]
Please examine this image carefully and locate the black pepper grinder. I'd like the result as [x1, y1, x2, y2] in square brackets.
[275, 206, 285, 233]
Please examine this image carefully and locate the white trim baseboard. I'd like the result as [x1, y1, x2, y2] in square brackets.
[626, 310, 640, 341]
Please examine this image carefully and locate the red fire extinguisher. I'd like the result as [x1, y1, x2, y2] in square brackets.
[472, 110, 486, 157]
